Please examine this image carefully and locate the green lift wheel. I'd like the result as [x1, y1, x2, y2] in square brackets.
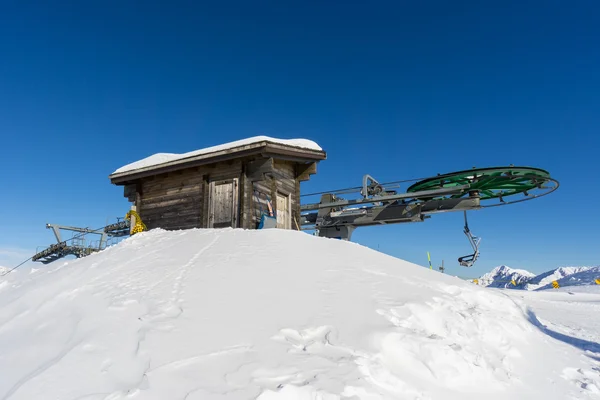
[406, 166, 559, 207]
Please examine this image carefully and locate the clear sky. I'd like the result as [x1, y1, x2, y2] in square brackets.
[1, 1, 598, 277]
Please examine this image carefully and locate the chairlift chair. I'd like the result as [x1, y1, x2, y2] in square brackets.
[458, 211, 481, 267]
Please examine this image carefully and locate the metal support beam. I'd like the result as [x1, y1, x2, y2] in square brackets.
[46, 224, 105, 235]
[301, 184, 470, 211]
[99, 232, 108, 249]
[302, 197, 480, 230]
[46, 224, 62, 242]
[318, 225, 356, 241]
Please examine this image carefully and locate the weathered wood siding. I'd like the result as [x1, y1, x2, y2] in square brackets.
[138, 168, 204, 230]
[136, 160, 243, 230]
[207, 178, 238, 228]
[251, 177, 276, 228]
[200, 160, 243, 227]
[128, 156, 306, 231]
[248, 160, 300, 230]
[239, 172, 252, 229]
[273, 161, 301, 230]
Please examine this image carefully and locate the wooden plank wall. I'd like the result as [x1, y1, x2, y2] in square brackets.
[249, 160, 300, 230]
[251, 178, 276, 228]
[273, 161, 301, 230]
[138, 168, 204, 230]
[239, 172, 252, 229]
[137, 160, 243, 230]
[132, 157, 306, 231]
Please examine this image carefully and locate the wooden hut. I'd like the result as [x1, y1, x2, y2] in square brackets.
[109, 137, 326, 231]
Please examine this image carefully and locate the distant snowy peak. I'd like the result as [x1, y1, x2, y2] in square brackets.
[535, 266, 600, 290]
[492, 265, 535, 277]
[478, 265, 600, 290]
[478, 265, 534, 288]
[524, 266, 593, 290]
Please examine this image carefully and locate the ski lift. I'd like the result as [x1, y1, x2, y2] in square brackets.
[458, 211, 481, 267]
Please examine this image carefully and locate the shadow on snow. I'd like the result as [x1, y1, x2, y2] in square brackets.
[526, 309, 600, 361]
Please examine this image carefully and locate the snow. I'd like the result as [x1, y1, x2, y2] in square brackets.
[523, 266, 593, 290]
[1, 228, 599, 399]
[534, 266, 600, 291]
[112, 136, 323, 174]
[477, 265, 600, 291]
[0, 267, 9, 292]
[478, 265, 535, 288]
[505, 287, 600, 360]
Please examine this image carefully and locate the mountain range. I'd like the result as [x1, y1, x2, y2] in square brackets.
[476, 265, 600, 290]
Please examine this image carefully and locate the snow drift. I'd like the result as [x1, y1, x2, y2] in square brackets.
[1, 229, 598, 400]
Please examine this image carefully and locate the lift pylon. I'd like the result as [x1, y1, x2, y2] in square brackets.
[32, 220, 130, 264]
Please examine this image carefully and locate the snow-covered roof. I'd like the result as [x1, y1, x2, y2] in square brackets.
[110, 136, 324, 179]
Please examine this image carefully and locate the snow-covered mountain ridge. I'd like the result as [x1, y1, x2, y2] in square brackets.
[477, 265, 599, 290]
[478, 265, 535, 288]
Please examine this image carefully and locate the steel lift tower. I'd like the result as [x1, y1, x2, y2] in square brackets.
[32, 220, 131, 264]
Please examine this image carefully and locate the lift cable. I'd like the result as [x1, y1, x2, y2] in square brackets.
[0, 256, 35, 277]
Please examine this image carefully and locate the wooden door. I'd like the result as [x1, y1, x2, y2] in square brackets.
[276, 192, 291, 229]
[208, 178, 238, 228]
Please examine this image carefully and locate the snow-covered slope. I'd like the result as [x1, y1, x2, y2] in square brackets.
[524, 266, 593, 290]
[535, 266, 600, 291]
[112, 136, 322, 174]
[0, 267, 9, 291]
[478, 265, 534, 288]
[1, 229, 598, 400]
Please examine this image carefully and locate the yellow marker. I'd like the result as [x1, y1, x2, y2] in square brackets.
[595, 278, 600, 285]
[427, 252, 432, 270]
[126, 210, 147, 235]
[552, 280, 560, 289]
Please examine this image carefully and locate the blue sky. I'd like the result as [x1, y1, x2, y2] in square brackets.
[1, 1, 598, 276]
